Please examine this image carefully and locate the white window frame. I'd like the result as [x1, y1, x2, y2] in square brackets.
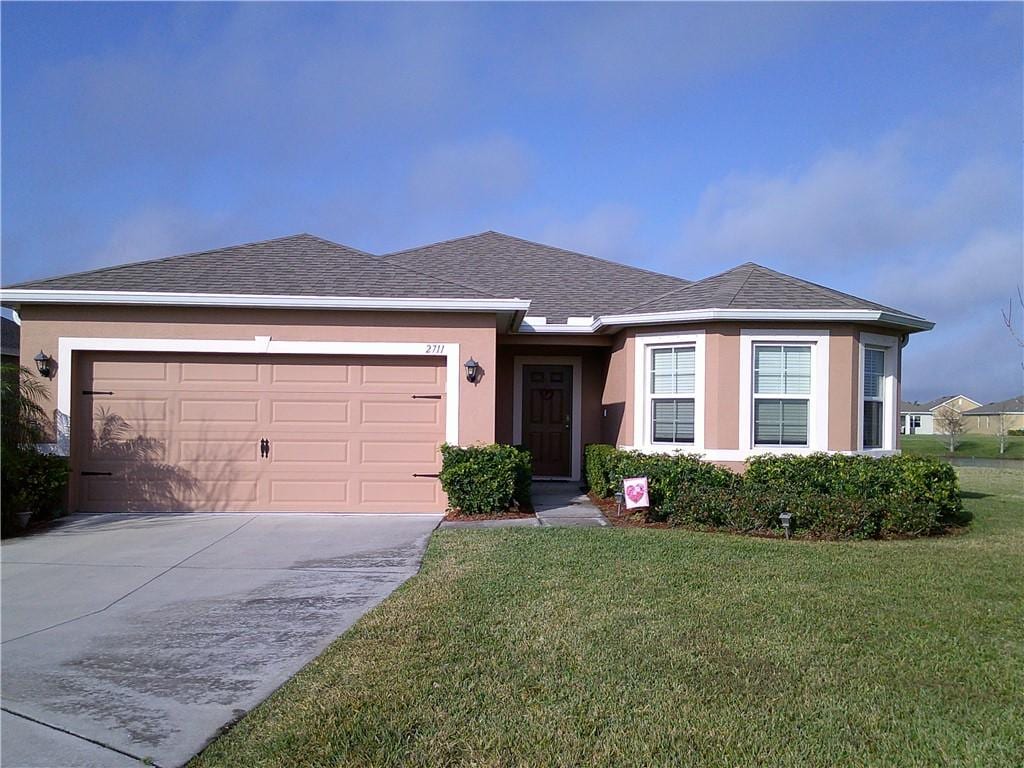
[858, 332, 898, 454]
[632, 331, 705, 453]
[739, 330, 829, 456]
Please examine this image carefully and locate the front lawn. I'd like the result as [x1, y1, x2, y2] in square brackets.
[193, 467, 1024, 768]
[901, 433, 1024, 459]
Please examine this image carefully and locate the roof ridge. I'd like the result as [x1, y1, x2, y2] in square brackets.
[4, 233, 327, 289]
[374, 248, 503, 299]
[724, 263, 757, 308]
[383, 230, 691, 286]
[619, 262, 751, 314]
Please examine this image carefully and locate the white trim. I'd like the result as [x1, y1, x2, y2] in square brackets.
[858, 332, 898, 452]
[619, 446, 901, 462]
[54, 337, 461, 456]
[515, 308, 933, 334]
[3, 288, 529, 314]
[512, 355, 583, 481]
[632, 331, 706, 452]
[739, 329, 829, 454]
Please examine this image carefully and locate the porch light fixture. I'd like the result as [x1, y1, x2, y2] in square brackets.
[464, 357, 480, 383]
[779, 511, 793, 539]
[34, 350, 54, 379]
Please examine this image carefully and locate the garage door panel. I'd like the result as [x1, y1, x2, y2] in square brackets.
[181, 361, 260, 383]
[179, 398, 260, 424]
[360, 360, 443, 385]
[76, 352, 446, 513]
[270, 439, 349, 464]
[361, 399, 442, 426]
[271, 362, 351, 384]
[270, 399, 350, 425]
[270, 480, 349, 504]
[358, 479, 440, 506]
[360, 440, 440, 466]
[90, 360, 169, 383]
[180, 439, 258, 463]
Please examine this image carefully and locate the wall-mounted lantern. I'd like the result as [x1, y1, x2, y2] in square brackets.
[34, 350, 54, 379]
[464, 357, 480, 383]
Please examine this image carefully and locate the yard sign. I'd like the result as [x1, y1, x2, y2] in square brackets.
[623, 477, 649, 509]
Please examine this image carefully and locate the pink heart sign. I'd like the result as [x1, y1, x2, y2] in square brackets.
[623, 477, 649, 509]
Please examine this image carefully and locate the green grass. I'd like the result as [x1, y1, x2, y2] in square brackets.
[901, 433, 1024, 459]
[193, 467, 1024, 768]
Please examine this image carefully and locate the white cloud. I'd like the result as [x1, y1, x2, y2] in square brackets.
[680, 137, 1017, 268]
[91, 207, 244, 270]
[538, 204, 643, 262]
[408, 136, 532, 210]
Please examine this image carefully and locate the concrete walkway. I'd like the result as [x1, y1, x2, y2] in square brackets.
[439, 483, 607, 529]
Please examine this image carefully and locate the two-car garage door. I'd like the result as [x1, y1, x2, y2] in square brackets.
[73, 353, 447, 513]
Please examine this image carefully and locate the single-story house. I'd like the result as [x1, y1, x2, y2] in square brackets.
[2, 231, 933, 514]
[900, 394, 982, 435]
[964, 396, 1024, 434]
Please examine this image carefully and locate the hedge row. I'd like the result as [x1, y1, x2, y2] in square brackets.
[439, 443, 532, 515]
[585, 445, 967, 539]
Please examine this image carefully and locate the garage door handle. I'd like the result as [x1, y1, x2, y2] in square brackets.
[82, 390, 114, 396]
[412, 473, 439, 478]
[411, 395, 442, 399]
[81, 471, 113, 476]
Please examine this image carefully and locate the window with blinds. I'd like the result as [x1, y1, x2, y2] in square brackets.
[753, 344, 811, 446]
[862, 347, 885, 449]
[650, 346, 695, 444]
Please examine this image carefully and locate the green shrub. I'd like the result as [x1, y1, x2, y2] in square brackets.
[1, 448, 70, 534]
[1009, 429, 1024, 436]
[745, 452, 966, 530]
[584, 444, 737, 521]
[588, 445, 965, 539]
[439, 443, 532, 515]
[584, 443, 619, 498]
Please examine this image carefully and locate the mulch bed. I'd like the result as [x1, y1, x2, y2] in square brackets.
[442, 509, 536, 523]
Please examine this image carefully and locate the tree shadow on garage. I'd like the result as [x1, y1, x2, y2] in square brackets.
[91, 410, 201, 511]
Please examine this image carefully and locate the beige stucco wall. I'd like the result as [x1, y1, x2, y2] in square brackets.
[18, 304, 498, 446]
[601, 331, 633, 446]
[964, 412, 1024, 434]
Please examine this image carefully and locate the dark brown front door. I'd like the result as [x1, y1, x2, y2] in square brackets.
[522, 364, 572, 477]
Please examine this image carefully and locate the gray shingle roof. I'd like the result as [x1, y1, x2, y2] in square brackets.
[965, 396, 1024, 415]
[382, 231, 691, 322]
[5, 234, 500, 299]
[901, 395, 978, 413]
[624, 262, 922, 317]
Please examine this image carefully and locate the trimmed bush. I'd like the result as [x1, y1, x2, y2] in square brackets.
[439, 443, 532, 515]
[585, 444, 966, 539]
[745, 453, 966, 530]
[1, 449, 70, 534]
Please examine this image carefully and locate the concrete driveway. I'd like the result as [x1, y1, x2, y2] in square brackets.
[0, 512, 441, 768]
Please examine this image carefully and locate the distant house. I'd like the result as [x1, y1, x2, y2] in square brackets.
[900, 394, 981, 435]
[1, 315, 19, 367]
[964, 396, 1024, 435]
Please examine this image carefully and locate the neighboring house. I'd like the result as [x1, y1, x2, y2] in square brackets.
[901, 394, 982, 435]
[1, 314, 20, 367]
[964, 396, 1024, 435]
[1, 231, 933, 514]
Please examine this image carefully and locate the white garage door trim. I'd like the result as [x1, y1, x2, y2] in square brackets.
[55, 336, 460, 454]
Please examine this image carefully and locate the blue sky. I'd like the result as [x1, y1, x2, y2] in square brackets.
[2, 2, 1021, 402]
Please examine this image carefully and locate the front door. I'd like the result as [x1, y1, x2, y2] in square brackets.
[521, 364, 572, 477]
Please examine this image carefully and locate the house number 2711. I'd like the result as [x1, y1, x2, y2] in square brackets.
[425, 344, 445, 354]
